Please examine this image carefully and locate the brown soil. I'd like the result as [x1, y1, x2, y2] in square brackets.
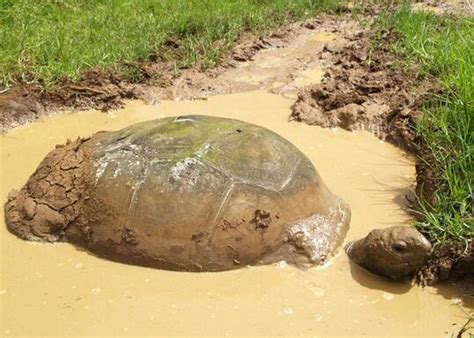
[417, 242, 474, 291]
[289, 29, 439, 153]
[0, 25, 293, 133]
[0, 72, 139, 132]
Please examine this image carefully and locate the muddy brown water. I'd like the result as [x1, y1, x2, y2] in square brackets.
[1, 28, 472, 337]
[1, 90, 472, 337]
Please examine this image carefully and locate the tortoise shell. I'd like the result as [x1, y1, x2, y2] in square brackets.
[5, 115, 350, 271]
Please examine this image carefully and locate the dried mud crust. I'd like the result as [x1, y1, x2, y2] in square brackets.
[4, 137, 94, 242]
[289, 29, 439, 152]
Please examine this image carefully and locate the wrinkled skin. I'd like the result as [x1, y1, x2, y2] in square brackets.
[5, 115, 350, 272]
[345, 226, 432, 280]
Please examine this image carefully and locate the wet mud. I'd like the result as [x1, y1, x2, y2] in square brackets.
[417, 242, 474, 289]
[0, 15, 364, 132]
[289, 29, 439, 153]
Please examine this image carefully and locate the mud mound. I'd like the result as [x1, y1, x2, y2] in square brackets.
[417, 242, 474, 291]
[5, 137, 92, 242]
[290, 30, 438, 152]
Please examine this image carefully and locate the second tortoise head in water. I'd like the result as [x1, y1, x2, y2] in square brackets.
[5, 115, 350, 272]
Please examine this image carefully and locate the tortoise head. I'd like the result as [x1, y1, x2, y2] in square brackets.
[345, 226, 432, 280]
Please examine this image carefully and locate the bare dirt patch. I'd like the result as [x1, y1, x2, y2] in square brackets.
[0, 15, 360, 132]
[289, 29, 439, 152]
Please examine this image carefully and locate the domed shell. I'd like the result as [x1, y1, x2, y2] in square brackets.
[5, 115, 350, 272]
[86, 115, 349, 271]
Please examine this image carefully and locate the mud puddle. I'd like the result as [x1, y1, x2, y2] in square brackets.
[1, 90, 472, 337]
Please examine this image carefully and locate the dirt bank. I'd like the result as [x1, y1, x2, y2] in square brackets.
[0, 23, 295, 132]
[0, 10, 471, 287]
[289, 29, 438, 153]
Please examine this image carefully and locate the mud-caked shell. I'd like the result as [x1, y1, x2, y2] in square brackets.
[5, 115, 350, 271]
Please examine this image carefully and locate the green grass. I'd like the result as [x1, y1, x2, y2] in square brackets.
[377, 8, 473, 244]
[0, 0, 342, 87]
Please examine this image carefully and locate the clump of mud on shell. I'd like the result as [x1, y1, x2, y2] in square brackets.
[5, 115, 350, 272]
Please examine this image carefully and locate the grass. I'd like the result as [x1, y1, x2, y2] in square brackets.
[0, 0, 342, 88]
[377, 8, 473, 245]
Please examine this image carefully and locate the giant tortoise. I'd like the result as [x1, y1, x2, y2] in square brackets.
[5, 115, 350, 271]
